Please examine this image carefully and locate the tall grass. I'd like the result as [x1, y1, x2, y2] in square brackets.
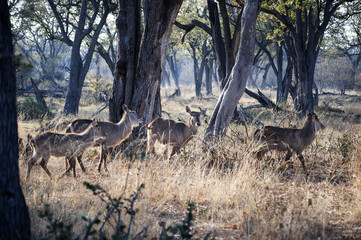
[19, 88, 361, 239]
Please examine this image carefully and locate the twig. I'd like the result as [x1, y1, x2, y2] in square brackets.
[91, 102, 109, 118]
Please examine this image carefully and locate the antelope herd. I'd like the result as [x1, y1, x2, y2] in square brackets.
[23, 104, 325, 179]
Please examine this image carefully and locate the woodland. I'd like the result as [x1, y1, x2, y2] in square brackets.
[2, 0, 361, 239]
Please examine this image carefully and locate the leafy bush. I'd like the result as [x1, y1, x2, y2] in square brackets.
[337, 133, 355, 162]
[17, 98, 49, 120]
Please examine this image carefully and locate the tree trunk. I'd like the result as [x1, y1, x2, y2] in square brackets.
[130, 0, 183, 123]
[208, 0, 227, 88]
[196, 40, 212, 99]
[205, 59, 213, 95]
[109, 0, 141, 123]
[204, 0, 262, 140]
[110, 0, 182, 124]
[219, 0, 234, 75]
[0, 1, 31, 238]
[189, 43, 200, 98]
[166, 52, 181, 91]
[30, 77, 48, 111]
[162, 69, 171, 87]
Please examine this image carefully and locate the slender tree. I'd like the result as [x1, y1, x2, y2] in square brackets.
[262, 0, 357, 115]
[204, 0, 262, 140]
[47, 0, 116, 115]
[0, 0, 31, 238]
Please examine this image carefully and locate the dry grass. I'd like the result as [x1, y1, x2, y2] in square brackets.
[18, 86, 361, 239]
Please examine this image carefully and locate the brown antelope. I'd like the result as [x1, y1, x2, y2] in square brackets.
[146, 106, 206, 156]
[65, 104, 142, 173]
[26, 120, 106, 179]
[254, 112, 325, 174]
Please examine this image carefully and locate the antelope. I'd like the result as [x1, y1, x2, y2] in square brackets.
[254, 112, 325, 174]
[26, 120, 106, 179]
[65, 104, 142, 173]
[146, 106, 206, 156]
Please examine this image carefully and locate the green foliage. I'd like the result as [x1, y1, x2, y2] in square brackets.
[158, 203, 211, 240]
[39, 204, 75, 240]
[87, 74, 111, 103]
[337, 133, 355, 161]
[39, 182, 148, 240]
[17, 98, 49, 120]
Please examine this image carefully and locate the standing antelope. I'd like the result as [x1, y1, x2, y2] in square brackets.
[254, 112, 325, 174]
[26, 120, 106, 179]
[146, 106, 206, 156]
[65, 104, 142, 173]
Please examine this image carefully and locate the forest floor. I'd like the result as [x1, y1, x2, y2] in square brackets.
[18, 86, 361, 239]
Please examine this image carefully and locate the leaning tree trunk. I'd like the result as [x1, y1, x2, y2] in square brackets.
[131, 0, 183, 123]
[204, 0, 262, 140]
[0, 1, 31, 238]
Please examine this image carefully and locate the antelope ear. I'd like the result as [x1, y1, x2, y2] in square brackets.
[186, 106, 191, 113]
[199, 107, 207, 115]
[122, 104, 129, 111]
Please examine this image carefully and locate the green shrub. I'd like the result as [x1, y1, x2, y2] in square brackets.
[17, 98, 48, 120]
[337, 133, 354, 162]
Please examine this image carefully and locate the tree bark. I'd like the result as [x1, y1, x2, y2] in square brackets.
[30, 77, 48, 111]
[132, 0, 183, 123]
[162, 68, 171, 87]
[110, 0, 183, 124]
[109, 0, 141, 123]
[166, 50, 181, 91]
[189, 43, 200, 98]
[205, 59, 213, 95]
[208, 0, 227, 88]
[204, 0, 262, 140]
[195, 40, 211, 99]
[0, 1, 31, 238]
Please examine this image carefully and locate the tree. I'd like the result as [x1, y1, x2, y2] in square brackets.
[176, 0, 244, 89]
[0, 0, 31, 238]
[166, 44, 182, 94]
[325, 11, 361, 91]
[188, 39, 212, 98]
[47, 0, 116, 115]
[315, 56, 354, 94]
[204, 0, 262, 139]
[262, 0, 358, 115]
[109, 0, 183, 124]
[11, 0, 68, 96]
[255, 18, 293, 103]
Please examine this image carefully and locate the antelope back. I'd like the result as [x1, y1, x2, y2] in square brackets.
[66, 119, 92, 133]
